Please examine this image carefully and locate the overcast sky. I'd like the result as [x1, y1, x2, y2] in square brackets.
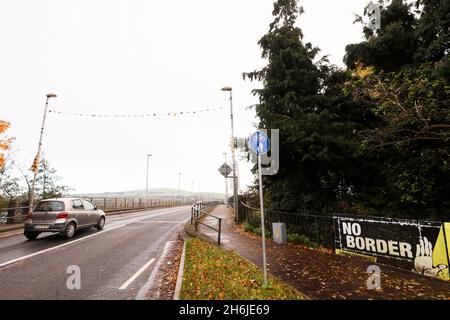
[0, 0, 368, 195]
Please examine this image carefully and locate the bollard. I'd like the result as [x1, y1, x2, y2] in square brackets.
[272, 223, 287, 244]
[218, 218, 222, 245]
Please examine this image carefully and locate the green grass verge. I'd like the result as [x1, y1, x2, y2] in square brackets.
[180, 237, 307, 300]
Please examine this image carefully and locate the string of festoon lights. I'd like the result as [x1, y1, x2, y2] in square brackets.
[48, 104, 258, 119]
[47, 106, 226, 118]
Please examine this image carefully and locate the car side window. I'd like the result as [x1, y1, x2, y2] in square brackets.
[82, 200, 95, 210]
[72, 199, 84, 210]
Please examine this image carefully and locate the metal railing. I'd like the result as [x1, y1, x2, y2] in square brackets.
[238, 201, 335, 247]
[88, 197, 192, 213]
[0, 206, 30, 225]
[191, 201, 222, 244]
[0, 198, 194, 225]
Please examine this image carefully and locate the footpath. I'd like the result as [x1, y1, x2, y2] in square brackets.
[192, 205, 450, 300]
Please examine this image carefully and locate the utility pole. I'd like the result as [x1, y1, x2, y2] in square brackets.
[223, 152, 228, 206]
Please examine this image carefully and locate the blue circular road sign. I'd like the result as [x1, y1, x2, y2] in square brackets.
[249, 130, 270, 155]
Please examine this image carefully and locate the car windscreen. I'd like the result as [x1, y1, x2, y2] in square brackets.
[34, 201, 65, 212]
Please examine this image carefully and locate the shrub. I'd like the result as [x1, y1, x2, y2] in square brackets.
[243, 222, 253, 233]
[287, 233, 317, 248]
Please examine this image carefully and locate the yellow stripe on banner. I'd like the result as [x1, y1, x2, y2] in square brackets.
[433, 222, 450, 281]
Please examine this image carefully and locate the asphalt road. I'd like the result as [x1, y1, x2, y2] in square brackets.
[0, 206, 191, 300]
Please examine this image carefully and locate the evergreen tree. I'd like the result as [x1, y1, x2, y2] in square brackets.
[34, 159, 70, 199]
[345, 0, 449, 70]
[414, 0, 450, 63]
[244, 0, 364, 213]
[345, 0, 417, 71]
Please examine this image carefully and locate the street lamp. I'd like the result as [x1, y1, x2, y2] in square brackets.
[223, 152, 228, 206]
[29, 93, 57, 212]
[178, 173, 182, 197]
[221, 86, 238, 220]
[146, 154, 152, 200]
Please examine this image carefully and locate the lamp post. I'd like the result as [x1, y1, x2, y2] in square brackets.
[221, 86, 238, 220]
[178, 173, 182, 197]
[223, 152, 228, 206]
[29, 93, 57, 212]
[146, 154, 152, 200]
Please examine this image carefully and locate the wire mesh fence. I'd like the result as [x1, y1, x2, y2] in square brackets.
[238, 201, 335, 248]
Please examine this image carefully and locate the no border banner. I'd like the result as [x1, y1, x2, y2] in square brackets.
[334, 214, 450, 281]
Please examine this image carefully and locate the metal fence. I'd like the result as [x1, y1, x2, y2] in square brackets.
[191, 201, 222, 244]
[0, 198, 194, 225]
[0, 206, 30, 224]
[238, 201, 335, 248]
[88, 197, 192, 213]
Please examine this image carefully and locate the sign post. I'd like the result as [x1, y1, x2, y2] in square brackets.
[218, 163, 233, 206]
[249, 130, 270, 287]
[218, 163, 233, 177]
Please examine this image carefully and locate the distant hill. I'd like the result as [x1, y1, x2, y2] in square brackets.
[73, 188, 224, 200]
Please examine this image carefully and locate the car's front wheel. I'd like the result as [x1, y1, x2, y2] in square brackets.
[96, 216, 105, 230]
[64, 222, 76, 239]
[24, 232, 40, 241]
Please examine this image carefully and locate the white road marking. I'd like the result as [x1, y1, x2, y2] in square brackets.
[135, 240, 174, 300]
[119, 257, 156, 290]
[0, 223, 126, 268]
[133, 221, 184, 224]
[0, 207, 189, 269]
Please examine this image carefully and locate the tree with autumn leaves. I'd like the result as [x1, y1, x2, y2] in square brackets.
[0, 120, 69, 207]
[0, 120, 14, 169]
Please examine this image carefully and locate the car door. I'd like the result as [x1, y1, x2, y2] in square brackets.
[82, 200, 98, 226]
[71, 199, 86, 226]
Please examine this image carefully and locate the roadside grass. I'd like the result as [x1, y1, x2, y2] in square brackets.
[180, 237, 307, 300]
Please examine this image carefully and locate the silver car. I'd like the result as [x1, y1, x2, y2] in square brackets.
[24, 198, 106, 240]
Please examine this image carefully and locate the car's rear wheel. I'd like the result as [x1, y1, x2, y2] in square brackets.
[24, 232, 40, 241]
[96, 216, 105, 230]
[64, 222, 76, 239]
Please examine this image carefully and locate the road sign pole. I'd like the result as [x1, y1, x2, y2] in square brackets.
[258, 151, 268, 287]
[248, 130, 270, 288]
[223, 153, 228, 206]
